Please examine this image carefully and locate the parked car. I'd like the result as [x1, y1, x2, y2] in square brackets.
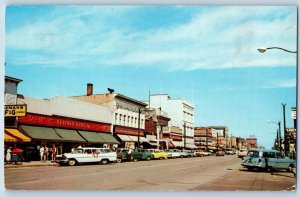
[177, 150, 189, 158]
[215, 150, 225, 156]
[147, 149, 168, 160]
[242, 149, 296, 172]
[164, 149, 180, 158]
[130, 149, 153, 161]
[184, 150, 197, 157]
[58, 147, 117, 166]
[194, 150, 205, 157]
[238, 149, 248, 158]
[117, 148, 153, 162]
[225, 149, 235, 155]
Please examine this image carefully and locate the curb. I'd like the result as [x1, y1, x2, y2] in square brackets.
[4, 163, 58, 168]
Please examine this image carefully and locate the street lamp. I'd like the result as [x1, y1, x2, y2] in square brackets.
[257, 47, 297, 54]
[267, 121, 281, 151]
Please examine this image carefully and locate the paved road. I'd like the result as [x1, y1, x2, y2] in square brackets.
[4, 155, 295, 191]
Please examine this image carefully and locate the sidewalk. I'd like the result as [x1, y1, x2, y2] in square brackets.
[4, 160, 58, 168]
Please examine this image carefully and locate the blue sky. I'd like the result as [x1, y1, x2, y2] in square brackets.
[5, 6, 297, 148]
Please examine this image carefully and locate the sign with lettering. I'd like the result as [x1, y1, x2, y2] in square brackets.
[18, 113, 111, 133]
[291, 108, 296, 119]
[5, 105, 27, 117]
[114, 125, 144, 136]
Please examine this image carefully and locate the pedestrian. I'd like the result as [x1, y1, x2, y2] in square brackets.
[40, 145, 44, 162]
[42, 145, 48, 162]
[6, 147, 12, 164]
[265, 157, 270, 172]
[51, 144, 57, 162]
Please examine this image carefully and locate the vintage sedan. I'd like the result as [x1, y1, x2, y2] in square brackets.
[57, 147, 117, 166]
[242, 149, 296, 172]
[147, 149, 168, 160]
[117, 148, 153, 162]
[215, 150, 225, 156]
[164, 149, 180, 158]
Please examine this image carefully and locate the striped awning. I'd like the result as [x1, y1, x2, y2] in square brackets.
[5, 128, 31, 142]
[4, 132, 17, 142]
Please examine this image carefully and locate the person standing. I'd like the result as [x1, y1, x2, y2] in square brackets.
[43, 145, 49, 162]
[6, 147, 12, 164]
[40, 145, 44, 162]
[51, 144, 57, 162]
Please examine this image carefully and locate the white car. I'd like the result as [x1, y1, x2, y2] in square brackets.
[165, 149, 181, 158]
[58, 147, 117, 166]
[238, 149, 248, 158]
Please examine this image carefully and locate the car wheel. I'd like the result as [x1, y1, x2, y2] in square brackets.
[146, 157, 151, 161]
[116, 158, 122, 163]
[133, 158, 138, 162]
[101, 159, 109, 165]
[180, 156, 184, 158]
[287, 165, 294, 172]
[68, 159, 77, 166]
[159, 157, 164, 160]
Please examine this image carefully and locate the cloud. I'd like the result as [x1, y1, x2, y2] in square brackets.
[262, 79, 296, 89]
[5, 6, 297, 71]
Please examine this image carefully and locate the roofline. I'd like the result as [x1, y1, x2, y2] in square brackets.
[5, 76, 23, 83]
[115, 93, 148, 107]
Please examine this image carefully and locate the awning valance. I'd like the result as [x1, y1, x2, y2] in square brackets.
[5, 129, 31, 142]
[117, 134, 133, 141]
[185, 144, 198, 149]
[20, 125, 64, 141]
[78, 130, 119, 144]
[4, 132, 17, 142]
[54, 128, 87, 143]
[171, 141, 184, 147]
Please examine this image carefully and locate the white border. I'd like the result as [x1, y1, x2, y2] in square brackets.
[0, 1, 299, 197]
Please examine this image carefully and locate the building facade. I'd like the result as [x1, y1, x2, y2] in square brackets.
[147, 94, 197, 149]
[194, 127, 214, 150]
[72, 84, 149, 149]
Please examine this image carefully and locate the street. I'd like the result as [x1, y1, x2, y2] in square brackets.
[4, 155, 295, 191]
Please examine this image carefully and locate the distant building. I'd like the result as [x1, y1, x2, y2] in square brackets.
[245, 135, 258, 149]
[146, 94, 197, 149]
[194, 127, 214, 150]
[211, 126, 229, 149]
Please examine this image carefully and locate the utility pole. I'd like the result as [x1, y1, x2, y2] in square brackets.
[137, 108, 141, 148]
[184, 122, 186, 149]
[217, 132, 219, 151]
[282, 103, 288, 155]
[206, 128, 208, 151]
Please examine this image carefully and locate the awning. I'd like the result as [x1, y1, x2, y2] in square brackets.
[54, 128, 87, 143]
[117, 134, 133, 142]
[185, 144, 198, 149]
[20, 125, 64, 141]
[148, 142, 159, 146]
[5, 129, 31, 142]
[128, 135, 138, 142]
[4, 132, 17, 142]
[171, 141, 184, 147]
[139, 137, 149, 143]
[78, 130, 119, 144]
[168, 141, 175, 148]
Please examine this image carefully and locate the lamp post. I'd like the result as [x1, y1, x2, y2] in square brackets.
[183, 122, 186, 149]
[257, 47, 297, 54]
[268, 121, 281, 151]
[282, 103, 289, 155]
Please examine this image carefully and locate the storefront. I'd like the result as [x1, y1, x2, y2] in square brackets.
[114, 125, 153, 149]
[15, 113, 119, 161]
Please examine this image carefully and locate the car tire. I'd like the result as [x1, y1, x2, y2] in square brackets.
[101, 159, 109, 165]
[146, 157, 151, 161]
[287, 165, 294, 172]
[116, 158, 122, 163]
[159, 157, 164, 160]
[68, 159, 77, 166]
[133, 158, 138, 162]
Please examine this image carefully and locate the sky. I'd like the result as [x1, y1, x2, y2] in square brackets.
[4, 5, 297, 149]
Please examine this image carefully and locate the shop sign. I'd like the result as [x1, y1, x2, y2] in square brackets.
[5, 105, 27, 117]
[291, 108, 296, 119]
[114, 126, 144, 136]
[18, 113, 111, 133]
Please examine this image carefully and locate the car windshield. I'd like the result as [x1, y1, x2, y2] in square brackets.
[247, 150, 259, 158]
